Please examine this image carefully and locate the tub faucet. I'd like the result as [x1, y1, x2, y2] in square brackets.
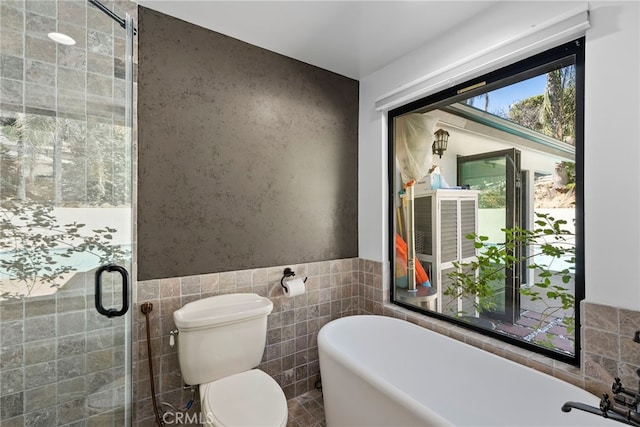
[609, 376, 640, 425]
[562, 375, 640, 426]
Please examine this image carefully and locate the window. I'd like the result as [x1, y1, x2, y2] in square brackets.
[388, 38, 584, 364]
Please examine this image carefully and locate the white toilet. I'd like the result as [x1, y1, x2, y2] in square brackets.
[173, 293, 288, 427]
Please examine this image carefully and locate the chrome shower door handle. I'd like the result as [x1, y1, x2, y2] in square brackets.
[95, 263, 130, 317]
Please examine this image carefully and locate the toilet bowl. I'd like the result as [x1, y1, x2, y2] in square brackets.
[200, 369, 287, 427]
[173, 293, 288, 427]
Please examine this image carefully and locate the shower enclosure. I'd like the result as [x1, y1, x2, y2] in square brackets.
[0, 0, 136, 424]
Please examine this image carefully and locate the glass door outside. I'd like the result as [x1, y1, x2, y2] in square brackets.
[457, 148, 521, 324]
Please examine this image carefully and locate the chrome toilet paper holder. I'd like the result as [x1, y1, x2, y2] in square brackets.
[280, 267, 307, 290]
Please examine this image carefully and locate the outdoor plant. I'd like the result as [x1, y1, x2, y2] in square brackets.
[443, 212, 575, 342]
[0, 198, 128, 299]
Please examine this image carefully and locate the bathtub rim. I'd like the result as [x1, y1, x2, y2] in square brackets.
[318, 314, 606, 426]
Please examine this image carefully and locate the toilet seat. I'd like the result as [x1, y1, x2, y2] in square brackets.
[200, 369, 288, 427]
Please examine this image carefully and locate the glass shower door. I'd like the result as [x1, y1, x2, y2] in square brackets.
[0, 1, 134, 424]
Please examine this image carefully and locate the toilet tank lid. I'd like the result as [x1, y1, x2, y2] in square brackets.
[173, 293, 273, 330]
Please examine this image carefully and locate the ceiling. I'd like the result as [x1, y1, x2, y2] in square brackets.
[136, 1, 499, 80]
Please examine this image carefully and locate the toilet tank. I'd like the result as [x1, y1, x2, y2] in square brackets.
[173, 293, 273, 385]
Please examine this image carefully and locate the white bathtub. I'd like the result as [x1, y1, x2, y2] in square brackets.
[318, 315, 616, 426]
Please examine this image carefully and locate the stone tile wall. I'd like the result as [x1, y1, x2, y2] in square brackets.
[134, 258, 640, 425]
[0, 273, 128, 426]
[582, 302, 640, 395]
[1, 0, 135, 121]
[132, 259, 359, 426]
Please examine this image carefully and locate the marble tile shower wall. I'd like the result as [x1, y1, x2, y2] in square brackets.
[0, 0, 137, 425]
[0, 283, 128, 426]
[0, 0, 135, 119]
[133, 259, 360, 426]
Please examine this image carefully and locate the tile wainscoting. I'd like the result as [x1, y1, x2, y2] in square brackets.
[133, 259, 359, 426]
[133, 258, 640, 425]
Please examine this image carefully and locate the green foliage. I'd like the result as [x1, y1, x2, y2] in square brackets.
[444, 212, 575, 333]
[508, 65, 576, 144]
[0, 199, 128, 299]
[541, 67, 576, 142]
[509, 94, 544, 132]
[560, 161, 576, 189]
[478, 182, 506, 209]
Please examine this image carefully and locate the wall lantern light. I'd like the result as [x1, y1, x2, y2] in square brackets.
[432, 128, 450, 159]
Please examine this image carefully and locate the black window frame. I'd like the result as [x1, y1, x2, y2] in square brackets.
[387, 37, 585, 366]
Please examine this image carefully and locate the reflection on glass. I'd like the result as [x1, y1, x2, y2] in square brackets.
[460, 156, 508, 312]
[0, 113, 132, 299]
[391, 51, 580, 359]
[0, 1, 134, 422]
[462, 65, 576, 144]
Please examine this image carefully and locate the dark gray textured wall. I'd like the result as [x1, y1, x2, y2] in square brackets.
[137, 7, 359, 281]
